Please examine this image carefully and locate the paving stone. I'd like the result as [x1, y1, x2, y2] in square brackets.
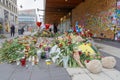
[0, 64, 17, 80]
[103, 69, 120, 80]
[72, 74, 92, 80]
[31, 70, 50, 80]
[53, 75, 71, 80]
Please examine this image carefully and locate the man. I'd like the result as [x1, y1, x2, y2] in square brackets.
[10, 24, 15, 37]
[53, 24, 58, 33]
[21, 27, 24, 34]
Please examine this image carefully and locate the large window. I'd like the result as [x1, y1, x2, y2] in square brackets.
[14, 0, 17, 5]
[0, 0, 3, 3]
[18, 16, 36, 22]
[6, 0, 8, 7]
[9, 3, 11, 10]
[3, 0, 5, 5]
[4, 10, 9, 22]
[10, 13, 14, 22]
[11, 5, 13, 11]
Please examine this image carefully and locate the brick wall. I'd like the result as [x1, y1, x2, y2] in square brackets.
[72, 0, 116, 39]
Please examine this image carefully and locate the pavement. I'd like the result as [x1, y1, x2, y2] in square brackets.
[0, 60, 71, 80]
[0, 33, 120, 80]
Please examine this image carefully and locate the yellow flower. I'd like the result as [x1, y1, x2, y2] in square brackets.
[78, 43, 96, 55]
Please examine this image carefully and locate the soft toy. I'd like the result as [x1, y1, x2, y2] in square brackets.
[86, 60, 102, 74]
[101, 56, 116, 69]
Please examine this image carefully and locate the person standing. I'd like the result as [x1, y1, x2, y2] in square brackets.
[10, 24, 15, 37]
[53, 24, 58, 33]
[21, 27, 24, 35]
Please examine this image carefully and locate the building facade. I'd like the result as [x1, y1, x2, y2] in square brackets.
[18, 9, 37, 31]
[0, 0, 18, 33]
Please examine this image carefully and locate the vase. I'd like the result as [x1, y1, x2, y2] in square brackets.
[16, 60, 20, 66]
[63, 56, 69, 68]
[20, 58, 26, 67]
[28, 56, 32, 62]
[32, 56, 35, 66]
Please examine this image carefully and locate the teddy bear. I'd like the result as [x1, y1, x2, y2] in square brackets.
[85, 60, 102, 74]
[101, 56, 116, 69]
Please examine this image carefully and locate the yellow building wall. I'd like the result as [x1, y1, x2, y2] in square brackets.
[72, 0, 116, 39]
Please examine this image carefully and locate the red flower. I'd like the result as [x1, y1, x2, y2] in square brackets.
[68, 41, 72, 44]
[39, 44, 43, 48]
[78, 51, 82, 55]
[86, 60, 90, 63]
[59, 43, 63, 47]
[73, 26, 76, 32]
[68, 35, 71, 39]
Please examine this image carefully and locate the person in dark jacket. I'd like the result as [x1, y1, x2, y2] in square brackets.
[53, 24, 58, 33]
[21, 28, 24, 34]
[10, 24, 15, 37]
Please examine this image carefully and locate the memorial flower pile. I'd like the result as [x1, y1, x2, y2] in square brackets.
[49, 33, 101, 67]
